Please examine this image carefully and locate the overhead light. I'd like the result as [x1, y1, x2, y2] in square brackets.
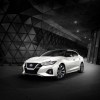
[76, 29, 79, 32]
[74, 20, 78, 24]
[89, 38, 91, 40]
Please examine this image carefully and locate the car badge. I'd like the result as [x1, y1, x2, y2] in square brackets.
[29, 64, 33, 67]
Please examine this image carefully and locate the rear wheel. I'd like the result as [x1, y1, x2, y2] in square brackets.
[79, 62, 84, 73]
[57, 64, 66, 79]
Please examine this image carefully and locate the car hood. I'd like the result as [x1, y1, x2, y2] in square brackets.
[25, 56, 65, 63]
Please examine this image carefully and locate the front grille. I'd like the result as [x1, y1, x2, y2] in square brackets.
[25, 68, 39, 74]
[25, 63, 42, 74]
[27, 63, 38, 68]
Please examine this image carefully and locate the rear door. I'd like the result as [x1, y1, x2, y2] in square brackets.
[64, 51, 75, 72]
[70, 51, 80, 71]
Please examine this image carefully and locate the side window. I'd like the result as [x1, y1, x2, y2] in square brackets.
[72, 51, 78, 57]
[65, 51, 78, 57]
[65, 51, 72, 57]
[65, 51, 73, 57]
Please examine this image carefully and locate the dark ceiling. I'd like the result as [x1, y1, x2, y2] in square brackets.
[0, 0, 100, 42]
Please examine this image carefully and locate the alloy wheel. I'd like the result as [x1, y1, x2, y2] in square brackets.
[79, 63, 84, 73]
[57, 64, 66, 79]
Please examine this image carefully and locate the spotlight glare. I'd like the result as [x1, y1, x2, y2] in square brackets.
[76, 29, 79, 32]
[74, 20, 78, 24]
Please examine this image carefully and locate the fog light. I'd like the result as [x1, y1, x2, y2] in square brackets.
[46, 69, 53, 74]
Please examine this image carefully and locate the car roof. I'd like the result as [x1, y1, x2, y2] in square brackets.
[48, 49, 77, 52]
[41, 49, 79, 56]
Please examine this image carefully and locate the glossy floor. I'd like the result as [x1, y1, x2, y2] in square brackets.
[0, 62, 100, 100]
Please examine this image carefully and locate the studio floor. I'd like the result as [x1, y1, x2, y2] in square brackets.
[0, 61, 100, 100]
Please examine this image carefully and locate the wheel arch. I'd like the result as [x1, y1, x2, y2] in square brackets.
[59, 63, 66, 72]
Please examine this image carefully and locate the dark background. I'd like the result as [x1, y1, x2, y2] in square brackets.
[1, 0, 100, 65]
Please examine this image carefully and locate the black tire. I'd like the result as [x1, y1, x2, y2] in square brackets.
[79, 62, 84, 73]
[57, 64, 66, 79]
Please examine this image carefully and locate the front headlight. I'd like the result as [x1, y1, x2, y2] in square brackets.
[41, 61, 56, 66]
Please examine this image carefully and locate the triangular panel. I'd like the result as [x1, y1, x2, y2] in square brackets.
[13, 23, 22, 32]
[10, 43, 16, 50]
[24, 24, 32, 33]
[3, 34, 11, 42]
[1, 43, 7, 55]
[29, 34, 35, 41]
[14, 15, 22, 23]
[10, 50, 17, 57]
[19, 26, 27, 33]
[33, 36, 37, 43]
[8, 25, 16, 32]
[24, 35, 31, 42]
[24, 43, 30, 49]
[0, 25, 6, 32]
[29, 28, 36, 34]
[14, 42, 21, 49]
[33, 45, 37, 50]
[1, 23, 10, 31]
[19, 46, 26, 50]
[35, 22, 42, 28]
[6, 52, 12, 58]
[19, 34, 26, 41]
[20, 50, 26, 56]
[24, 51, 30, 58]
[14, 35, 21, 42]
[28, 44, 35, 50]
[31, 17, 41, 25]
[15, 52, 22, 58]
[25, 17, 32, 25]
[8, 32, 16, 40]
[29, 50, 34, 57]
[3, 41, 11, 49]
[2, 15, 10, 23]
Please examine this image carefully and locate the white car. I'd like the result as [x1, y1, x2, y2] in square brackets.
[22, 49, 84, 79]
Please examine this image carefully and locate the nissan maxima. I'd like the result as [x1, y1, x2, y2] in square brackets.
[22, 49, 84, 79]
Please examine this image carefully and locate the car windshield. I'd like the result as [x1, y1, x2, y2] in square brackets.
[41, 50, 70, 57]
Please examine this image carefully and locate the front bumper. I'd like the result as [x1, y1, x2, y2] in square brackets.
[22, 63, 56, 77]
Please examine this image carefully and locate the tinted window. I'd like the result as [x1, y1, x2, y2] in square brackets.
[65, 51, 78, 57]
[41, 50, 66, 56]
[71, 51, 78, 56]
[41, 50, 78, 57]
[65, 51, 72, 57]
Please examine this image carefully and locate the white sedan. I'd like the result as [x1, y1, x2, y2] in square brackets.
[22, 49, 84, 79]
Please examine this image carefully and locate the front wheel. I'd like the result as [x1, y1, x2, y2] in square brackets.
[57, 64, 66, 79]
[79, 62, 84, 73]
